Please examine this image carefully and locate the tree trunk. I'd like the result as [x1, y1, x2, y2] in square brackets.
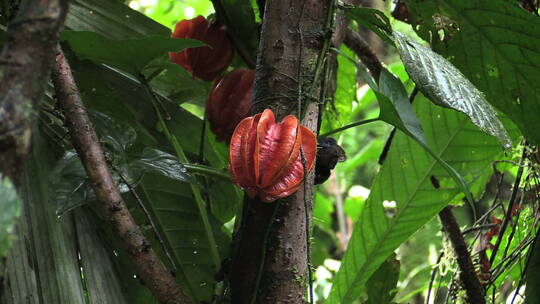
[230, 0, 331, 303]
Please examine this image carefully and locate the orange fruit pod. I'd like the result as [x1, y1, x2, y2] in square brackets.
[169, 16, 234, 81]
[206, 69, 255, 143]
[229, 109, 317, 202]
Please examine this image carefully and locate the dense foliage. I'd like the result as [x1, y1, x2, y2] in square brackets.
[0, 0, 539, 303]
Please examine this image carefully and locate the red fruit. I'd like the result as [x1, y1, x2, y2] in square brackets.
[169, 16, 234, 81]
[206, 69, 255, 143]
[229, 109, 317, 202]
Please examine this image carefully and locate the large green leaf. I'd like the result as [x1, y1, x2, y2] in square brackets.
[377, 69, 474, 207]
[66, 0, 170, 39]
[393, 31, 511, 147]
[139, 172, 230, 302]
[0, 175, 20, 257]
[326, 97, 505, 304]
[62, 31, 204, 75]
[405, 0, 540, 144]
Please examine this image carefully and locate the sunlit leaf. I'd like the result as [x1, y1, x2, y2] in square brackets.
[327, 97, 505, 304]
[405, 0, 540, 144]
[393, 31, 511, 147]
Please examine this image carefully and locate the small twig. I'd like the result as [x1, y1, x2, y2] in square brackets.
[490, 146, 527, 265]
[52, 46, 189, 304]
[439, 206, 485, 304]
[343, 27, 383, 81]
[462, 223, 499, 235]
[318, 118, 379, 137]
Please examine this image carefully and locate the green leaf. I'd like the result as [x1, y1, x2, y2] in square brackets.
[134, 148, 194, 183]
[365, 254, 400, 304]
[62, 31, 204, 75]
[326, 97, 505, 304]
[405, 0, 540, 144]
[393, 31, 511, 147]
[66, 0, 170, 39]
[377, 69, 474, 208]
[0, 175, 21, 257]
[377, 69, 425, 145]
[322, 45, 357, 133]
[344, 7, 394, 45]
[139, 173, 230, 303]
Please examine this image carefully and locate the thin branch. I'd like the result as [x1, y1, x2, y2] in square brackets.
[343, 27, 383, 81]
[490, 146, 527, 265]
[51, 47, 190, 304]
[439, 206, 486, 304]
[114, 167, 177, 274]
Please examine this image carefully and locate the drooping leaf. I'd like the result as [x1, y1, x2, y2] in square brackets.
[393, 31, 511, 147]
[377, 69, 474, 207]
[405, 0, 540, 144]
[326, 97, 506, 304]
[344, 7, 394, 45]
[365, 254, 400, 304]
[377, 69, 425, 145]
[0, 175, 21, 257]
[62, 31, 204, 75]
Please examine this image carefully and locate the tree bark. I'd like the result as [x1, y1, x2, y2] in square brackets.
[0, 0, 68, 183]
[51, 48, 190, 304]
[230, 0, 331, 303]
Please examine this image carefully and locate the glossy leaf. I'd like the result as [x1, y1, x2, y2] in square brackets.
[326, 97, 505, 304]
[393, 31, 511, 147]
[377, 69, 473, 206]
[0, 175, 21, 257]
[134, 148, 194, 183]
[405, 0, 540, 144]
[62, 30, 204, 75]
